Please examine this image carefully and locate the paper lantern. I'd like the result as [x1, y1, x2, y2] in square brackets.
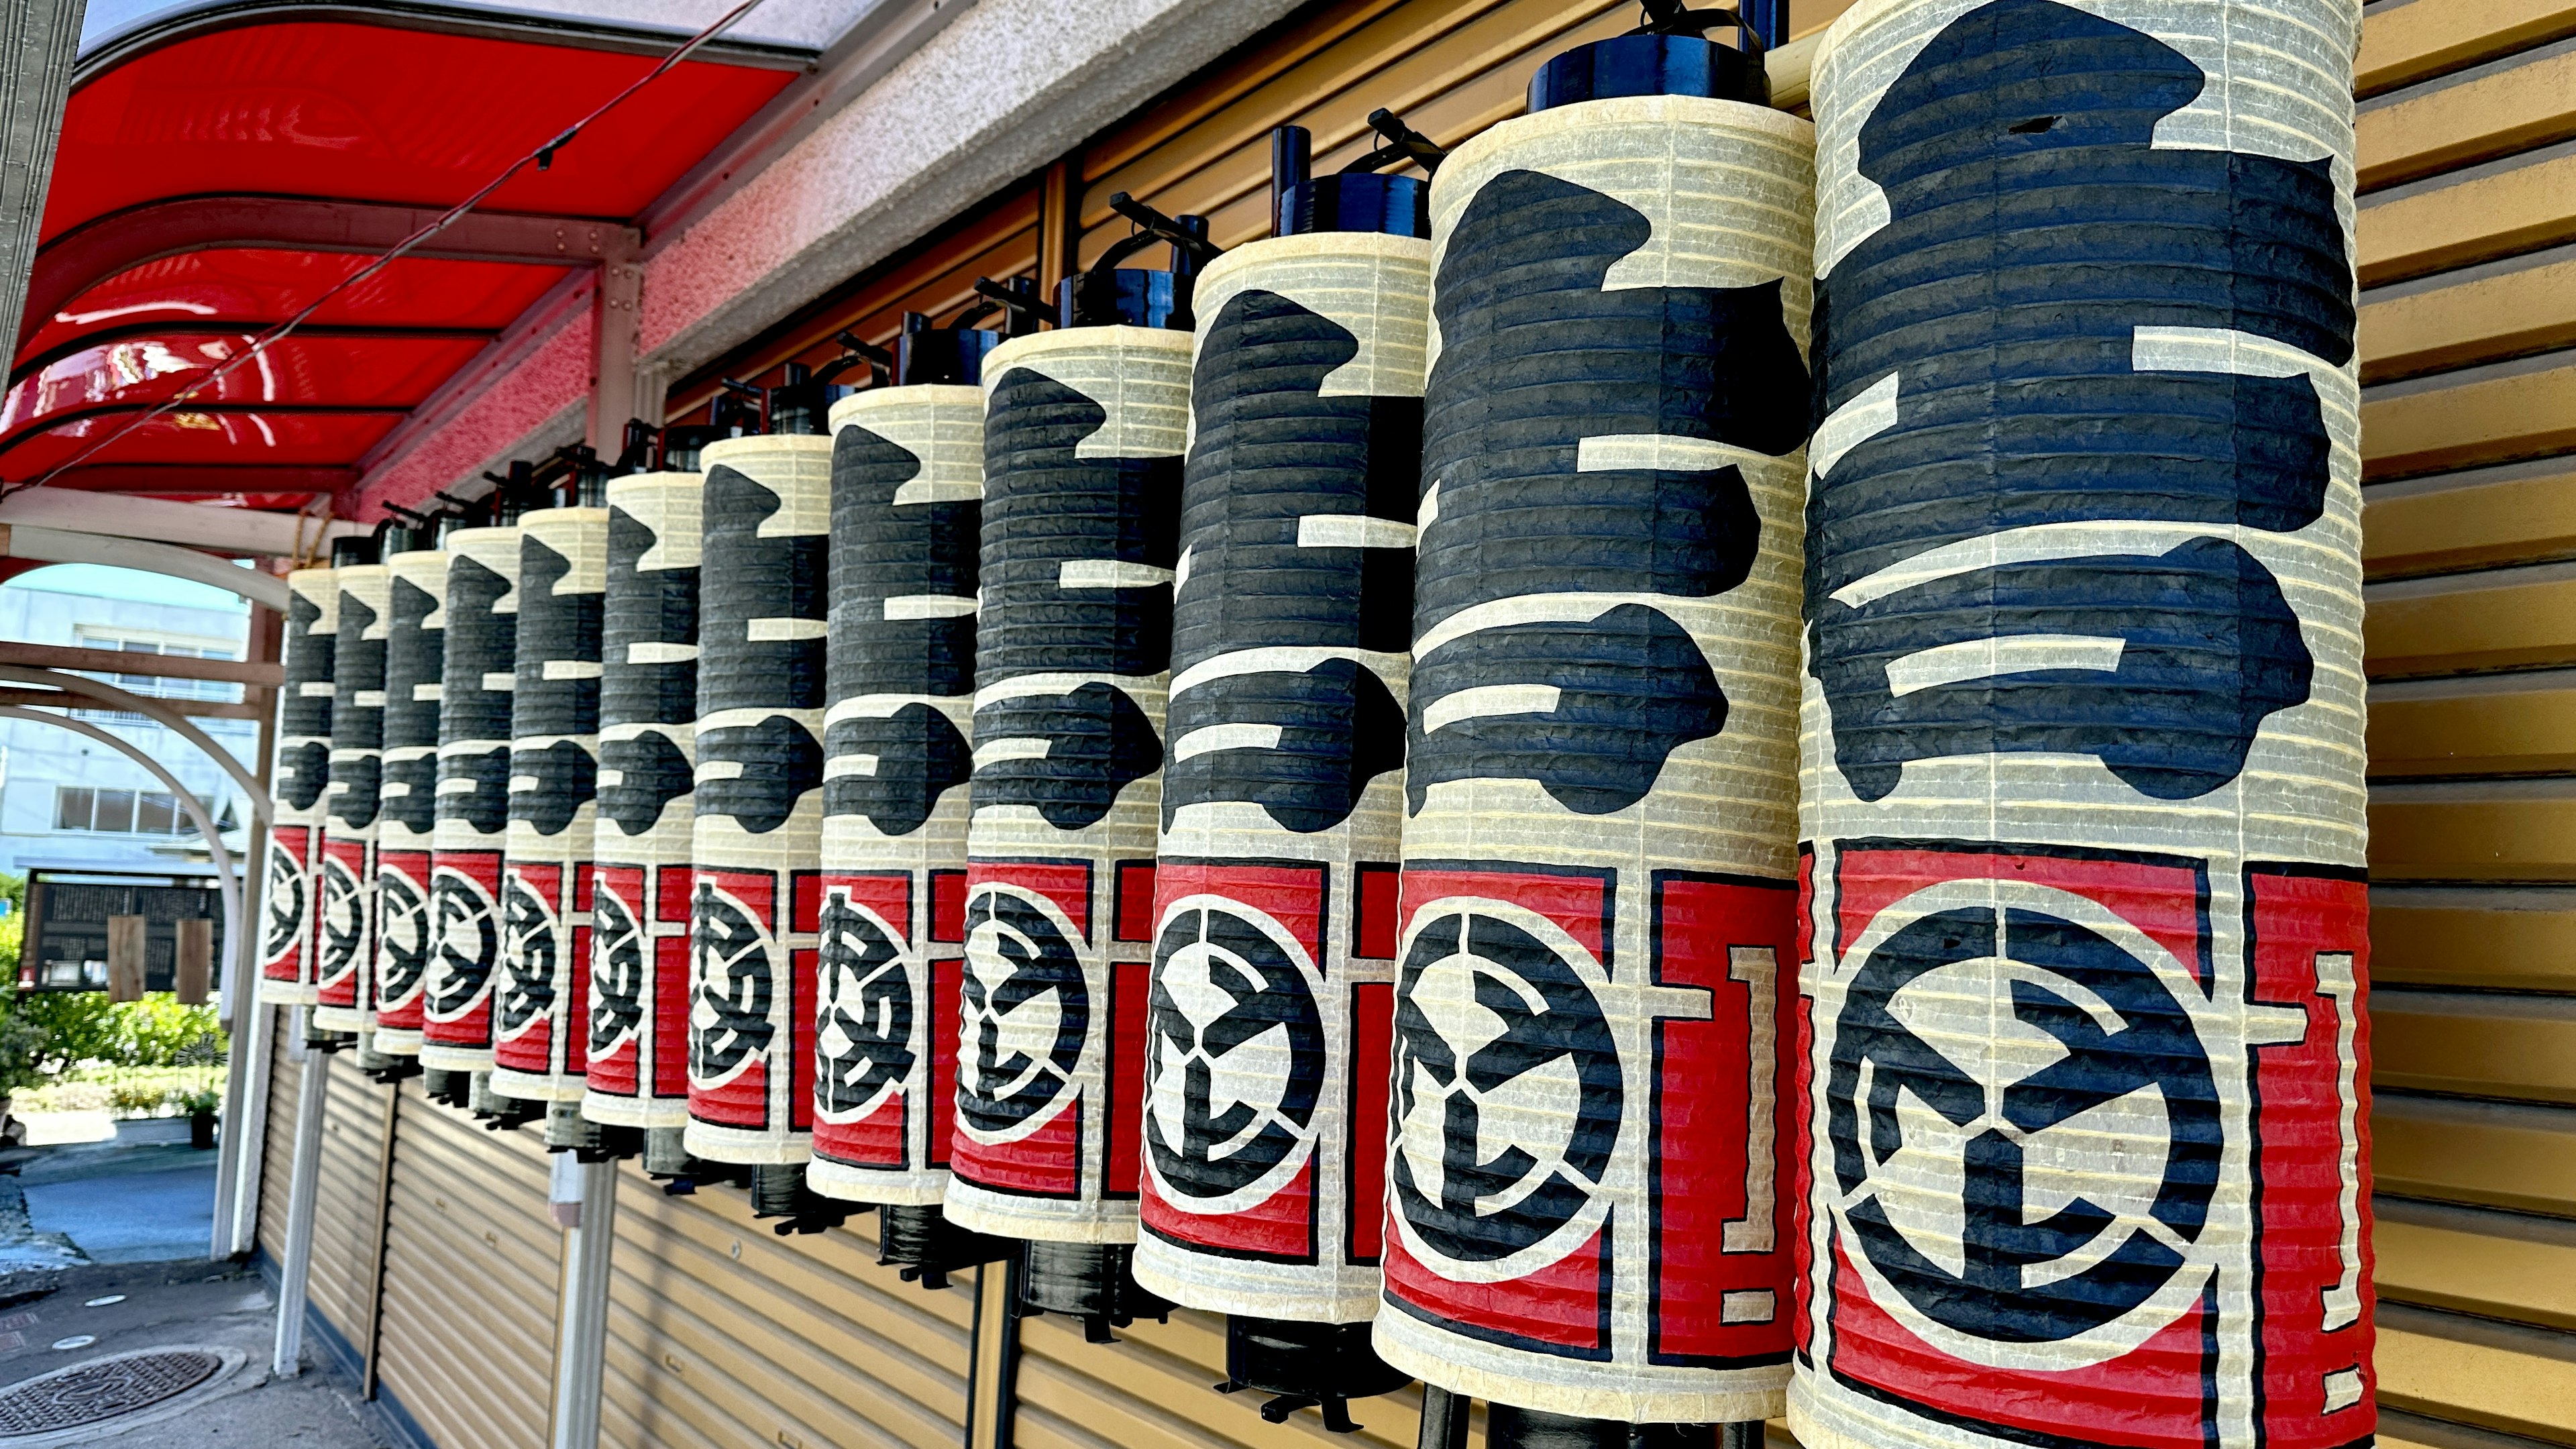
[582, 470, 703, 1131]
[806, 346, 989, 1205]
[372, 539, 449, 1054]
[686, 433, 830, 1165]
[313, 556, 389, 1032]
[942, 319, 1190, 1265]
[1130, 159, 1428, 1391]
[262, 566, 337, 1007]
[1792, 4, 2368, 1449]
[421, 524, 520, 1073]
[489, 499, 607, 1101]
[1376, 35, 1812, 1430]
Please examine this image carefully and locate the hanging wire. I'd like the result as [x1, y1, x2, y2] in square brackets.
[0, 0, 771, 502]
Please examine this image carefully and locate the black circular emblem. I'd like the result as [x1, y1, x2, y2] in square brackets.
[588, 883, 645, 1057]
[1827, 896, 2220, 1348]
[375, 867, 429, 1007]
[496, 873, 557, 1034]
[689, 881, 774, 1085]
[1392, 903, 1621, 1265]
[319, 855, 364, 985]
[426, 871, 497, 1018]
[1145, 904, 1325, 1201]
[261, 841, 307, 965]
[815, 893, 914, 1117]
[957, 890, 1089, 1134]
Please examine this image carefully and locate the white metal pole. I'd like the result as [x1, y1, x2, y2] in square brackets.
[272, 1009, 331, 1378]
[548, 1157, 617, 1449]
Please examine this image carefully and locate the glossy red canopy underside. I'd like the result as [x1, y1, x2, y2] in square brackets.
[8, 12, 797, 504]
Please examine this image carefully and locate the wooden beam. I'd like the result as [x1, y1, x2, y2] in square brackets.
[0, 685, 261, 719]
[0, 641, 281, 686]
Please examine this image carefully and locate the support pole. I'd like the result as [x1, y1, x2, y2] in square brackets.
[215, 603, 282, 1256]
[548, 1157, 618, 1449]
[272, 1008, 332, 1378]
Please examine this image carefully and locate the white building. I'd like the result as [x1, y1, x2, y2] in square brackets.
[0, 562, 256, 878]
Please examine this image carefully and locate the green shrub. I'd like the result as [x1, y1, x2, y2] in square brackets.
[8, 993, 225, 1075]
[16, 1065, 223, 1115]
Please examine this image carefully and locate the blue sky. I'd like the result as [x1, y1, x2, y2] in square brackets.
[2, 563, 252, 614]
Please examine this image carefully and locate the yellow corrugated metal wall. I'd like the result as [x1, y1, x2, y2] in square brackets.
[262, 2, 2576, 1446]
[372, 1085, 559, 1449]
[258, 1012, 390, 1346]
[598, 1177, 974, 1449]
[2349, 1, 2576, 1444]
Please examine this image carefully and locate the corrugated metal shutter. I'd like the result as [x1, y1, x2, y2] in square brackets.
[1014, 1309, 1444, 1449]
[372, 1087, 561, 1449]
[256, 1016, 392, 1344]
[2355, 0, 2576, 1444]
[599, 1176, 975, 1449]
[256, 1009, 299, 1265]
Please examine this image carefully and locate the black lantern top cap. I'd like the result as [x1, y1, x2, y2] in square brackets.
[1269, 110, 1446, 239]
[1530, 0, 1778, 110]
[892, 311, 1006, 387]
[1053, 195, 1218, 329]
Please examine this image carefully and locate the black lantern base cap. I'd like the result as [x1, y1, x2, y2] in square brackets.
[876, 1204, 1013, 1290]
[1018, 1240, 1173, 1343]
[421, 1068, 472, 1108]
[303, 1022, 355, 1053]
[1481, 1403, 1760, 1449]
[469, 1075, 544, 1131]
[357, 1045, 419, 1082]
[1216, 1316, 1412, 1434]
[1529, 33, 1768, 111]
[747, 1163, 855, 1234]
[641, 1126, 702, 1184]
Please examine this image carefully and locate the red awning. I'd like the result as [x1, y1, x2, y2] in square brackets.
[8, 6, 803, 512]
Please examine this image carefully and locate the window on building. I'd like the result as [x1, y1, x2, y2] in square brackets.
[54, 786, 197, 836]
[68, 631, 244, 722]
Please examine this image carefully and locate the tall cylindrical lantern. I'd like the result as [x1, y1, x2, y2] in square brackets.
[372, 531, 449, 1054]
[945, 254, 1197, 1325]
[584, 467, 702, 1131]
[491, 488, 607, 1101]
[1130, 127, 1430, 1421]
[1377, 30, 1812, 1433]
[1793, 5, 2368, 1449]
[686, 432, 830, 1165]
[421, 519, 520, 1073]
[262, 565, 337, 1006]
[313, 545, 388, 1033]
[808, 325, 996, 1215]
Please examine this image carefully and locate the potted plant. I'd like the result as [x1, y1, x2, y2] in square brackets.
[178, 1088, 221, 1149]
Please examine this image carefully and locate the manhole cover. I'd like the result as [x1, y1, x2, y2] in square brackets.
[0, 1350, 221, 1434]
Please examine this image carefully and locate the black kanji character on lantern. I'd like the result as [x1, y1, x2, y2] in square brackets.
[1407, 603, 1727, 817]
[971, 682, 1162, 830]
[978, 369, 1182, 684]
[1175, 287, 1419, 670]
[1807, 0, 2355, 599]
[822, 420, 978, 839]
[1811, 537, 2314, 802]
[1416, 166, 1808, 631]
[1163, 658, 1405, 833]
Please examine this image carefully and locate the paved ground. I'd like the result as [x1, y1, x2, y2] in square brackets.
[0, 1260, 392, 1446]
[18, 1146, 217, 1265]
[0, 1132, 392, 1444]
